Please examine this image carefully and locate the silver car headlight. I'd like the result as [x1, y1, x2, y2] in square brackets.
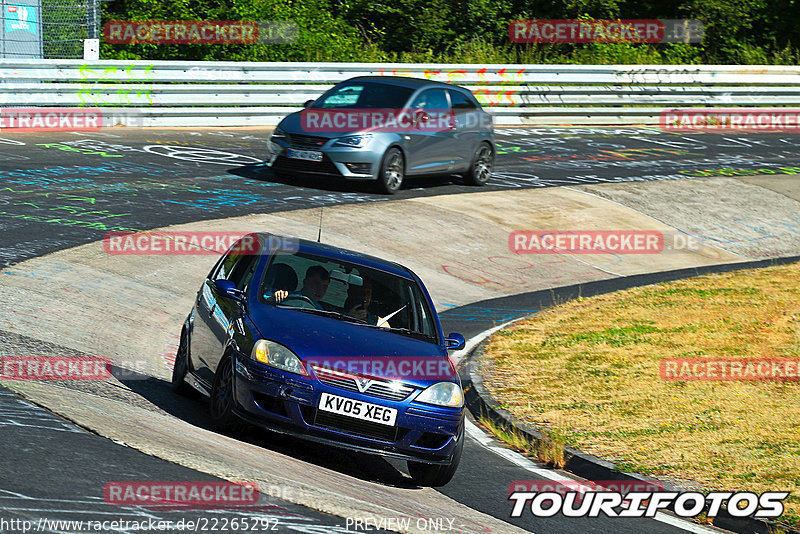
[415, 382, 463, 407]
[251, 339, 306, 376]
[270, 127, 287, 141]
[267, 129, 286, 161]
[333, 134, 372, 148]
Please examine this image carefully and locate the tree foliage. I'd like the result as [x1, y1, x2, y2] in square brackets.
[100, 0, 800, 64]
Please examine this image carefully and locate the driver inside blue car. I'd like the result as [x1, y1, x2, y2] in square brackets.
[271, 265, 330, 310]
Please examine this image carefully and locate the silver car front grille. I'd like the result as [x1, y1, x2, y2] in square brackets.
[286, 134, 328, 149]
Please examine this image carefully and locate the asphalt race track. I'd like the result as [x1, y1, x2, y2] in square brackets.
[2, 126, 800, 534]
[2, 127, 800, 266]
[0, 386, 361, 533]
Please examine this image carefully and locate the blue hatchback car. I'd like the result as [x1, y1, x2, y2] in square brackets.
[172, 233, 467, 486]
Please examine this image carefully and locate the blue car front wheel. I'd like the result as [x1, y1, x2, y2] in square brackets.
[209, 356, 246, 434]
[407, 430, 464, 487]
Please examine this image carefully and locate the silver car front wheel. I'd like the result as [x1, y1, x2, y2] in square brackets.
[377, 148, 404, 194]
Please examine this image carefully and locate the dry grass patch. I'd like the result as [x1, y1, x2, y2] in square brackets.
[482, 262, 800, 525]
[477, 415, 566, 468]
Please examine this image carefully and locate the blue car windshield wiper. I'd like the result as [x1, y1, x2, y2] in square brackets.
[358, 324, 436, 342]
[276, 305, 368, 324]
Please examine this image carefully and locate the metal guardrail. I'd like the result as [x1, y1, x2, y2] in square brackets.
[2, 59, 800, 126]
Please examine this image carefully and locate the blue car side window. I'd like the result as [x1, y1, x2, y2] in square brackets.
[262, 262, 298, 300]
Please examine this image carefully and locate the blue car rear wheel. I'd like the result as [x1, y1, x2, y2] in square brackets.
[170, 330, 193, 396]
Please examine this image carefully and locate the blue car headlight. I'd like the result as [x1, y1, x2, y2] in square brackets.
[333, 134, 372, 148]
[251, 339, 307, 376]
[415, 382, 463, 407]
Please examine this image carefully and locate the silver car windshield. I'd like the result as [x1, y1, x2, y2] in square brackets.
[313, 82, 415, 109]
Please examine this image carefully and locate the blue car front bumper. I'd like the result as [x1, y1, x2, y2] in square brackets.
[232, 356, 464, 464]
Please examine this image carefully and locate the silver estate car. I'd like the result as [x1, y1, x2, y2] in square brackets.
[266, 76, 495, 194]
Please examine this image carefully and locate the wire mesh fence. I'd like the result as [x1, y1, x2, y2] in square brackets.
[0, 0, 98, 58]
[42, 0, 99, 58]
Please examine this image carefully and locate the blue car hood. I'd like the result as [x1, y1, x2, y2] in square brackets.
[249, 305, 454, 386]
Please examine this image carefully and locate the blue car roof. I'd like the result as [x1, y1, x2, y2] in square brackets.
[259, 233, 415, 280]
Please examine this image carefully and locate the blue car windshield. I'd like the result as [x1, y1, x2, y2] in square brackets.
[259, 251, 437, 342]
[312, 82, 415, 109]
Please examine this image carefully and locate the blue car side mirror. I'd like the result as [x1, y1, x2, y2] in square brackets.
[214, 279, 246, 302]
[444, 333, 466, 351]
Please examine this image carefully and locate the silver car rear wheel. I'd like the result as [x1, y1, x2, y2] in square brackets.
[464, 142, 494, 186]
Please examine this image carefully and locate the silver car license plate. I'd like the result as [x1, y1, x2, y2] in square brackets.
[287, 148, 323, 162]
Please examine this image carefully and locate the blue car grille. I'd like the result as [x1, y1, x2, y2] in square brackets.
[310, 365, 415, 401]
[314, 410, 399, 441]
[300, 406, 410, 442]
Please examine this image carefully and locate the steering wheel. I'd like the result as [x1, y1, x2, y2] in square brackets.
[281, 295, 317, 309]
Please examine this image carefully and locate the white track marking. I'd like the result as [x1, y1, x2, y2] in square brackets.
[652, 511, 726, 534]
[449, 319, 521, 366]
[561, 254, 625, 277]
[459, 328, 727, 533]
